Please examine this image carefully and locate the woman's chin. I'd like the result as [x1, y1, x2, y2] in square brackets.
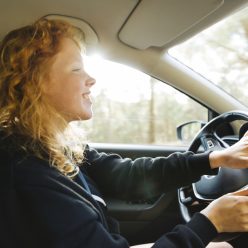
[78, 111, 93, 121]
[66, 113, 92, 123]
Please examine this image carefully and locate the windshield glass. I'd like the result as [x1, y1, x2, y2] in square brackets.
[169, 6, 248, 107]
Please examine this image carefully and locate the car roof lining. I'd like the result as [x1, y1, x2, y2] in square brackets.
[44, 14, 98, 53]
[119, 0, 224, 49]
[119, 0, 248, 50]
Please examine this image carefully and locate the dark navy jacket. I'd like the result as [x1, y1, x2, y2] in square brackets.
[0, 139, 218, 247]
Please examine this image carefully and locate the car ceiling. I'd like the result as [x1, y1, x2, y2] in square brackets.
[1, 0, 248, 113]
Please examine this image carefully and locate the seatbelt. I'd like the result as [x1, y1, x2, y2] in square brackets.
[78, 170, 91, 194]
[77, 170, 106, 207]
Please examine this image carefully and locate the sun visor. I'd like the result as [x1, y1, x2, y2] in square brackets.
[119, 0, 224, 49]
[45, 14, 98, 53]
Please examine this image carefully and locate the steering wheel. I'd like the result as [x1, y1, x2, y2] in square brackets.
[178, 110, 248, 242]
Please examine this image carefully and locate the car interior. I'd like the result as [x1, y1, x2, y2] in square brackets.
[1, 0, 248, 246]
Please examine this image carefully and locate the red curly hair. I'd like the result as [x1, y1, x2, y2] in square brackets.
[0, 18, 86, 176]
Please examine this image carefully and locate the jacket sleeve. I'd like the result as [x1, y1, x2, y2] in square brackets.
[17, 185, 217, 248]
[153, 213, 217, 247]
[85, 146, 217, 200]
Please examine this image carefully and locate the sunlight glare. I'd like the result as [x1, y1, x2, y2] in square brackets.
[84, 55, 151, 103]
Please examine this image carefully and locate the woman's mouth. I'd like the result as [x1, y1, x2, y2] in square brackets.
[82, 92, 91, 100]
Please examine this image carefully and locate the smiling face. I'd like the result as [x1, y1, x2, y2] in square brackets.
[44, 37, 96, 122]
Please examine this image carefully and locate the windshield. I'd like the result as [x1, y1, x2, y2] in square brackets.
[169, 6, 248, 107]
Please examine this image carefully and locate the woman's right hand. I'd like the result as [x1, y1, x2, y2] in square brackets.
[201, 189, 248, 233]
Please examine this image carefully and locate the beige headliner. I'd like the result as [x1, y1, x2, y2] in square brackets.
[119, 0, 225, 49]
[0, 0, 248, 113]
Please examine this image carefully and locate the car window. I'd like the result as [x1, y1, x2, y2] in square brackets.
[74, 56, 208, 146]
[169, 6, 248, 107]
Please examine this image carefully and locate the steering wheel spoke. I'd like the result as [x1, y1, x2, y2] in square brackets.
[200, 133, 230, 152]
[212, 132, 230, 149]
[200, 135, 222, 152]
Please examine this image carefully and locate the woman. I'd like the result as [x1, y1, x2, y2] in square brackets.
[0, 18, 248, 248]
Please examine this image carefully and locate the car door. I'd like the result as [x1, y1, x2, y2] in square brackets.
[90, 143, 187, 245]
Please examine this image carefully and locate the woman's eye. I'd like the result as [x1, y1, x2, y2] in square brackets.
[72, 68, 81, 72]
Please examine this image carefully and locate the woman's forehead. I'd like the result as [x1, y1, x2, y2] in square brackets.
[53, 38, 84, 64]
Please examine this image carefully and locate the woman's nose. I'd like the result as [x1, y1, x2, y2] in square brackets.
[86, 74, 96, 87]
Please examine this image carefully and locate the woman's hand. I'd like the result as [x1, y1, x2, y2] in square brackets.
[209, 131, 248, 169]
[201, 189, 248, 233]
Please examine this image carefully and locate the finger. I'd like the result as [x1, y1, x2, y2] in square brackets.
[230, 188, 248, 196]
[244, 130, 248, 137]
[241, 130, 248, 140]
